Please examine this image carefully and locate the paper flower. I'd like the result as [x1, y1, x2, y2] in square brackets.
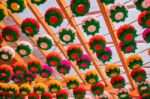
[66, 76, 79, 89]
[2, 25, 20, 42]
[12, 74, 25, 84]
[57, 60, 71, 75]
[0, 64, 13, 82]
[13, 62, 27, 75]
[24, 71, 37, 82]
[28, 92, 40, 99]
[133, 0, 150, 12]
[45, 7, 63, 27]
[117, 88, 131, 99]
[85, 70, 99, 84]
[59, 26, 75, 44]
[28, 59, 43, 73]
[117, 24, 137, 44]
[119, 41, 137, 54]
[40, 64, 53, 78]
[20, 83, 32, 96]
[70, 0, 90, 16]
[131, 68, 147, 82]
[73, 86, 86, 99]
[37, 34, 52, 50]
[21, 18, 40, 37]
[138, 11, 150, 28]
[34, 83, 47, 95]
[14, 92, 25, 99]
[91, 82, 104, 96]
[0, 82, 7, 94]
[7, 0, 26, 13]
[56, 90, 69, 99]
[67, 44, 83, 61]
[105, 64, 120, 78]
[7, 84, 19, 95]
[0, 46, 15, 61]
[109, 4, 128, 22]
[0, 4, 8, 21]
[89, 35, 106, 53]
[16, 41, 33, 57]
[41, 92, 53, 99]
[110, 75, 126, 89]
[82, 17, 100, 35]
[48, 79, 62, 93]
[126, 54, 143, 70]
[76, 54, 91, 70]
[46, 52, 61, 66]
[97, 47, 112, 63]
[31, 0, 47, 5]
[142, 28, 150, 43]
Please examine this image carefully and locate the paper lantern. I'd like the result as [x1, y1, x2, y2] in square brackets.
[56, 90, 69, 99]
[82, 17, 100, 35]
[34, 83, 47, 95]
[13, 62, 27, 75]
[73, 86, 86, 99]
[40, 64, 53, 78]
[89, 35, 106, 53]
[133, 0, 150, 12]
[91, 82, 104, 96]
[20, 83, 32, 96]
[105, 64, 120, 78]
[46, 52, 61, 66]
[138, 11, 150, 28]
[59, 26, 75, 44]
[85, 70, 99, 84]
[12, 74, 25, 84]
[45, 7, 63, 27]
[24, 71, 37, 82]
[70, 0, 90, 16]
[21, 18, 40, 37]
[48, 79, 62, 93]
[66, 76, 79, 89]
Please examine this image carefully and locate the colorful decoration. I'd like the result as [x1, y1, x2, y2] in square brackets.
[117, 88, 131, 99]
[143, 28, 150, 43]
[0, 83, 7, 94]
[70, 0, 90, 16]
[0, 46, 15, 61]
[45, 7, 63, 27]
[99, 92, 109, 99]
[66, 76, 79, 89]
[12, 74, 25, 84]
[25, 71, 37, 82]
[100, 0, 115, 5]
[28, 59, 43, 73]
[67, 45, 83, 61]
[133, 0, 150, 12]
[20, 83, 32, 96]
[76, 54, 91, 70]
[7, 84, 19, 95]
[82, 17, 100, 35]
[46, 52, 61, 66]
[2, 25, 20, 42]
[0, 64, 13, 82]
[119, 41, 137, 54]
[89, 35, 106, 53]
[138, 11, 150, 28]
[21, 18, 40, 37]
[59, 26, 75, 44]
[40, 64, 53, 78]
[37, 34, 52, 50]
[13, 62, 27, 75]
[48, 79, 62, 93]
[31, 0, 47, 5]
[0, 4, 8, 21]
[131, 68, 147, 82]
[85, 70, 99, 84]
[117, 24, 137, 44]
[126, 55, 143, 70]
[73, 86, 86, 99]
[0, 32, 4, 44]
[41, 92, 53, 99]
[28, 92, 39, 99]
[110, 75, 126, 89]
[96, 47, 112, 63]
[109, 4, 128, 22]
[14, 92, 25, 99]
[137, 81, 150, 98]
[57, 60, 71, 75]
[56, 90, 69, 99]
[34, 83, 47, 95]
[105, 64, 120, 78]
[7, 0, 26, 13]
[16, 41, 33, 57]
[91, 82, 104, 96]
